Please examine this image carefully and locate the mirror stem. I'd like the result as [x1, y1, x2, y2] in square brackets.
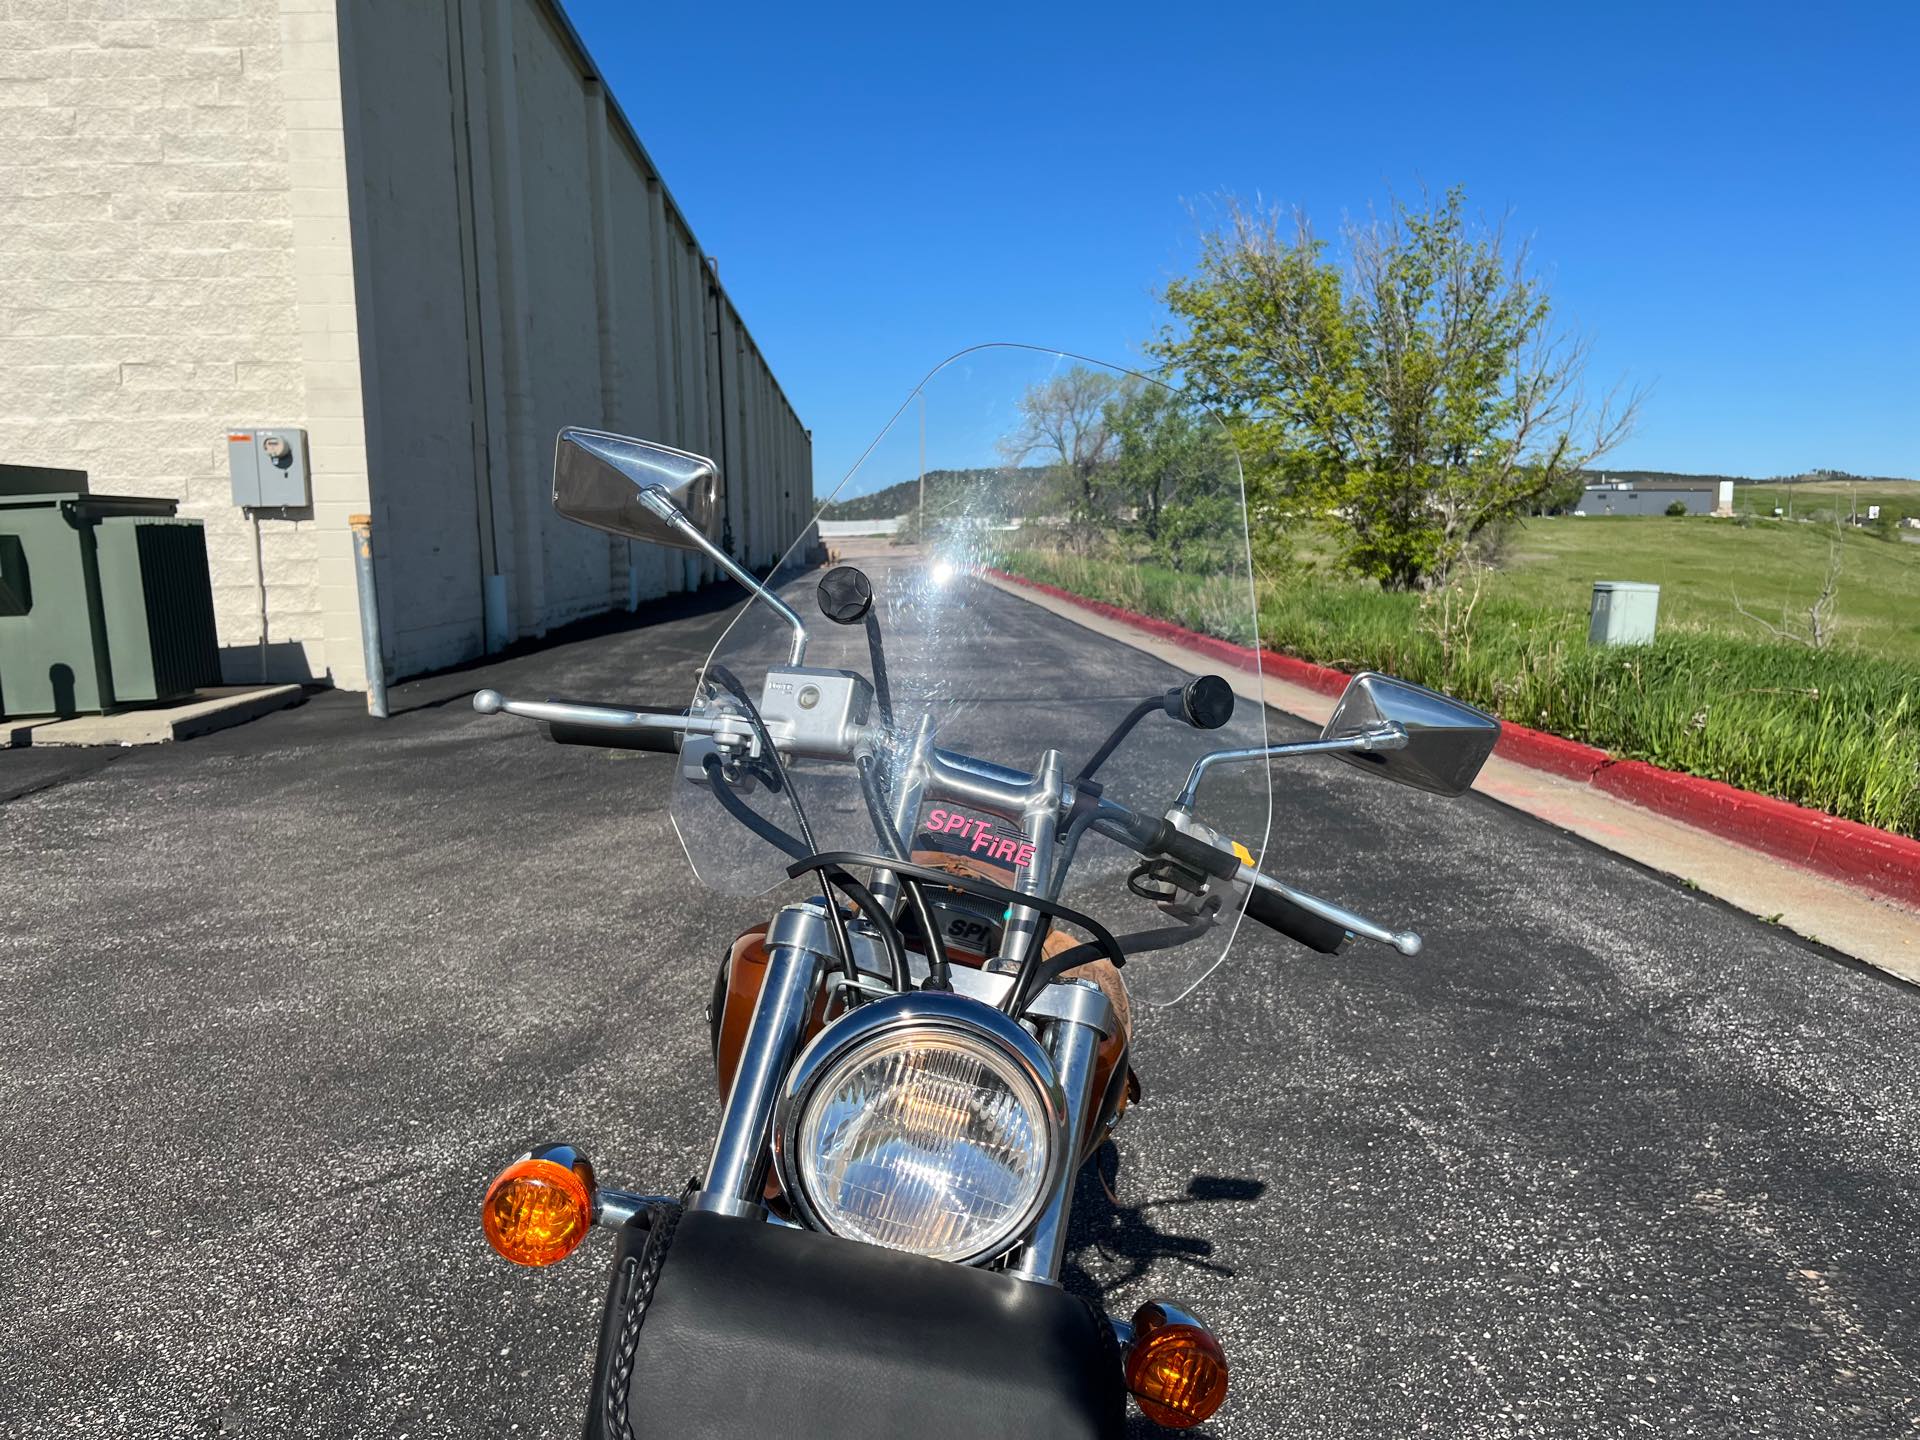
[637, 488, 808, 665]
[1173, 724, 1407, 812]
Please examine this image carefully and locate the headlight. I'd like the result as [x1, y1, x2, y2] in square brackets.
[774, 992, 1066, 1265]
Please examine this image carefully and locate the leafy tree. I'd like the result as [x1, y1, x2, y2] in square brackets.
[1101, 381, 1237, 568]
[1153, 188, 1639, 590]
[1665, 499, 1688, 516]
[999, 366, 1121, 538]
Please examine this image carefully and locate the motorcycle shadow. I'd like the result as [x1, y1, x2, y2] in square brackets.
[1061, 1140, 1264, 1299]
[1062, 1146, 1261, 1438]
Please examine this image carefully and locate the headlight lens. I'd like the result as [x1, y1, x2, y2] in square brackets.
[794, 1026, 1052, 1262]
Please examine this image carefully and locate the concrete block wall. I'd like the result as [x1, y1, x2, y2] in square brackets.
[0, 0, 808, 694]
[339, 0, 814, 679]
[0, 0, 372, 688]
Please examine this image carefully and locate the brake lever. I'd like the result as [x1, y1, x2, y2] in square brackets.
[1241, 867, 1422, 955]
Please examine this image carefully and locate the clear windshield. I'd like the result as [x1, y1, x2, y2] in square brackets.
[671, 345, 1271, 1004]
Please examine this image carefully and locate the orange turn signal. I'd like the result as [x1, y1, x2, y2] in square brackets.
[482, 1154, 594, 1267]
[1123, 1302, 1229, 1429]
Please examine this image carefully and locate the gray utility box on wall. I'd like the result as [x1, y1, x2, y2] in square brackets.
[1589, 581, 1660, 646]
[227, 426, 310, 508]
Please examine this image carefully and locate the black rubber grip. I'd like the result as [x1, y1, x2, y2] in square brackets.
[544, 698, 686, 755]
[1153, 825, 1244, 881]
[1244, 884, 1351, 954]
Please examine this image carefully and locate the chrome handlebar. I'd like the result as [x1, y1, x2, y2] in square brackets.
[471, 690, 758, 745]
[469, 685, 1425, 959]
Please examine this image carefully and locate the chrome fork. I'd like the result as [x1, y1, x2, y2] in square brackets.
[687, 902, 833, 1218]
[1008, 982, 1105, 1283]
[685, 902, 1107, 1288]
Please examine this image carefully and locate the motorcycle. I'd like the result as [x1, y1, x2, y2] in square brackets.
[470, 345, 1500, 1437]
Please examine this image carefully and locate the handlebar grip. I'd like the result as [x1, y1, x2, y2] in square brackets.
[1243, 884, 1352, 954]
[1153, 826, 1244, 881]
[544, 697, 686, 755]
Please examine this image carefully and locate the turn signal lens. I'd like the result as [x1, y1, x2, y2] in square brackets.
[482, 1156, 593, 1267]
[1124, 1302, 1229, 1429]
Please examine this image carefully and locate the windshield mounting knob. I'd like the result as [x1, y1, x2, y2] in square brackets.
[817, 566, 874, 625]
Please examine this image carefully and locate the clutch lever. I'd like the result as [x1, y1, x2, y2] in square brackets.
[1242, 868, 1422, 956]
[470, 690, 756, 748]
[1099, 803, 1423, 957]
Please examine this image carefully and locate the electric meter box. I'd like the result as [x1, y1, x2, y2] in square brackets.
[226, 426, 310, 508]
[1589, 581, 1660, 646]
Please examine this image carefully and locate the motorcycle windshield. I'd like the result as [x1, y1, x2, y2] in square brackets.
[672, 344, 1271, 1005]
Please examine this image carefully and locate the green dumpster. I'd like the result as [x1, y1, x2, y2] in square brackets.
[0, 466, 222, 720]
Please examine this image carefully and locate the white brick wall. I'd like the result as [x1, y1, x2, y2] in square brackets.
[2, 0, 812, 697]
[0, 0, 369, 688]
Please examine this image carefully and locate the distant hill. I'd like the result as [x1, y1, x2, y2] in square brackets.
[819, 466, 1061, 521]
[1582, 468, 1917, 488]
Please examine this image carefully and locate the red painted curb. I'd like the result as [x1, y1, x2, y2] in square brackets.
[1492, 724, 1610, 783]
[989, 567, 1920, 910]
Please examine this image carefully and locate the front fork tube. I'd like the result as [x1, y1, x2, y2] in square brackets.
[688, 909, 1104, 1290]
[688, 902, 830, 1218]
[1009, 994, 1104, 1282]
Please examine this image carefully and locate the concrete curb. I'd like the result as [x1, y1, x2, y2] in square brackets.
[3, 684, 304, 747]
[988, 569, 1920, 911]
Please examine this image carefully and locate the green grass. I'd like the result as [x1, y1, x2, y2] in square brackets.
[999, 527, 1920, 837]
[1495, 515, 1920, 664]
[1736, 480, 1920, 525]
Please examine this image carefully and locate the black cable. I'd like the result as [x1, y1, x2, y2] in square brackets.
[863, 612, 894, 729]
[854, 754, 952, 991]
[701, 665, 840, 983]
[818, 867, 911, 993]
[704, 755, 806, 858]
[701, 727, 856, 984]
[1074, 695, 1162, 784]
[1019, 922, 1211, 1006]
[1048, 800, 1102, 897]
[783, 854, 1126, 1022]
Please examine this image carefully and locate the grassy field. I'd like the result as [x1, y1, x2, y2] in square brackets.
[997, 516, 1920, 836]
[1736, 480, 1920, 525]
[1496, 515, 1920, 664]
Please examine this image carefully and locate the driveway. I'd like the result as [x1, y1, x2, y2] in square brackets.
[3, 578, 1916, 1438]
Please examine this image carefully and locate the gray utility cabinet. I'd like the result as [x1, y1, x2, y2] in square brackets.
[0, 466, 222, 719]
[1588, 581, 1661, 647]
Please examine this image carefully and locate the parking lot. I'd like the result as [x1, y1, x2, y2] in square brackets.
[4, 584, 1918, 1438]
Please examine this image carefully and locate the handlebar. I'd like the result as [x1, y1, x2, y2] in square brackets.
[471, 684, 1424, 960]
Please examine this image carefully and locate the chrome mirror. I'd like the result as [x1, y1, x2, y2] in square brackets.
[552, 427, 718, 550]
[1321, 672, 1500, 797]
[1320, 675, 1497, 802]
[551, 426, 808, 664]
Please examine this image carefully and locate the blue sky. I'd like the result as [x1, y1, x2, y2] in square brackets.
[567, 0, 1919, 494]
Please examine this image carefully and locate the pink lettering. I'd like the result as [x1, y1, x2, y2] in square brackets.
[991, 837, 1018, 862]
[969, 828, 997, 854]
[925, 808, 949, 831]
[1012, 843, 1037, 868]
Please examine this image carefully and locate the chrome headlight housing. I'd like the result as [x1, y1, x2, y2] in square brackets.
[773, 991, 1067, 1265]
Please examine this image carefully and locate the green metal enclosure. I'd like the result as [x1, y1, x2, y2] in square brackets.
[0, 473, 222, 720]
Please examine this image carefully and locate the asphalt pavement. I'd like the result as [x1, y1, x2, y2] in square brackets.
[3, 575, 1917, 1439]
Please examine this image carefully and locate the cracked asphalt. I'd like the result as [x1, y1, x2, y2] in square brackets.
[3, 577, 1917, 1439]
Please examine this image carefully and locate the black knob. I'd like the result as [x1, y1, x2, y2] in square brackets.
[817, 565, 874, 625]
[1165, 674, 1234, 730]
